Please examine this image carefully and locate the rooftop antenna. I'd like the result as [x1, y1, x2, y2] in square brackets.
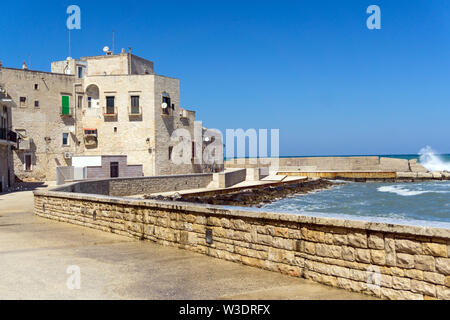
[112, 30, 115, 54]
[68, 29, 72, 59]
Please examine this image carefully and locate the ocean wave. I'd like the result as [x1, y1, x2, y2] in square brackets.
[377, 185, 449, 197]
[419, 146, 450, 171]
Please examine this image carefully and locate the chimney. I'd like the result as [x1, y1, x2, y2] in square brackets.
[0, 60, 2, 68]
[22, 61, 28, 70]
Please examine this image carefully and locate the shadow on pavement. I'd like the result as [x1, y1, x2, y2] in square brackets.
[1, 182, 48, 195]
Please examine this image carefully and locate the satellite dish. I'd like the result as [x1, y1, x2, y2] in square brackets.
[204, 137, 211, 142]
[162, 103, 168, 109]
[103, 46, 110, 53]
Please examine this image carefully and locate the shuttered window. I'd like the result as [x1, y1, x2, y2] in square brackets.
[61, 96, 70, 115]
[131, 96, 140, 114]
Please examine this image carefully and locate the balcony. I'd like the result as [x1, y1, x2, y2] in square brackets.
[60, 106, 74, 117]
[18, 138, 31, 150]
[0, 128, 17, 145]
[128, 105, 142, 117]
[83, 129, 98, 148]
[103, 106, 117, 117]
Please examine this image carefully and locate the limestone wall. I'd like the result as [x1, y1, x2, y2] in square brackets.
[80, 74, 156, 176]
[217, 169, 246, 188]
[0, 67, 76, 181]
[34, 185, 450, 300]
[226, 156, 416, 173]
[0, 144, 12, 191]
[53, 173, 213, 197]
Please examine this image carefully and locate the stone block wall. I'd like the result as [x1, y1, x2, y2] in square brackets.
[217, 169, 246, 188]
[54, 173, 213, 197]
[108, 174, 213, 196]
[0, 67, 76, 181]
[225, 156, 423, 173]
[34, 187, 450, 300]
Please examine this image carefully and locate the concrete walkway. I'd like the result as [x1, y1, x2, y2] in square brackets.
[0, 186, 375, 300]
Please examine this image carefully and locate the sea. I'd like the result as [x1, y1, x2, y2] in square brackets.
[262, 147, 450, 228]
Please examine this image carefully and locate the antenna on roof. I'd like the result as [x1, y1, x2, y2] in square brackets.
[68, 29, 72, 59]
[112, 30, 115, 54]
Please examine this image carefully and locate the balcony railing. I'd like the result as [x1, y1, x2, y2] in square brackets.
[8, 130, 17, 143]
[0, 128, 17, 143]
[103, 106, 117, 117]
[60, 107, 74, 117]
[128, 105, 142, 116]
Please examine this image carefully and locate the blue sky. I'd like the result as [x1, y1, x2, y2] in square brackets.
[1, 0, 449, 156]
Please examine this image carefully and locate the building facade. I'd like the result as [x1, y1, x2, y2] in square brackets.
[0, 51, 223, 182]
[0, 83, 16, 191]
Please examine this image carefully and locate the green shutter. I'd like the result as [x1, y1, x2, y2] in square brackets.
[62, 96, 70, 115]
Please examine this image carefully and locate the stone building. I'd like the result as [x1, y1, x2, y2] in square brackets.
[0, 50, 223, 182]
[0, 83, 16, 191]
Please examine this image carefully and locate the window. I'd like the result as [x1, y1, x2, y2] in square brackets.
[114, 127, 117, 133]
[61, 95, 70, 115]
[162, 93, 171, 115]
[62, 133, 69, 146]
[77, 95, 83, 109]
[34, 100, 39, 108]
[110, 162, 119, 178]
[34, 84, 39, 90]
[168, 146, 173, 160]
[130, 96, 140, 114]
[106, 96, 115, 114]
[20, 97, 27, 108]
[1, 107, 7, 131]
[77, 66, 83, 79]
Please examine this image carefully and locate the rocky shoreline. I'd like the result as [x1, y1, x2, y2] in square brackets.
[145, 179, 336, 207]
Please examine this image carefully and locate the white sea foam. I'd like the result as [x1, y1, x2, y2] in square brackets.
[419, 146, 450, 172]
[377, 185, 449, 197]
[377, 186, 427, 196]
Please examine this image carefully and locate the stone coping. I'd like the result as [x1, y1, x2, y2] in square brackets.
[34, 187, 450, 240]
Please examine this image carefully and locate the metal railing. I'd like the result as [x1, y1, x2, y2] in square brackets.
[0, 128, 17, 142]
[60, 107, 74, 117]
[103, 106, 117, 116]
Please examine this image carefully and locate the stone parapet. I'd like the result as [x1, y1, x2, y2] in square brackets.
[34, 182, 450, 300]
